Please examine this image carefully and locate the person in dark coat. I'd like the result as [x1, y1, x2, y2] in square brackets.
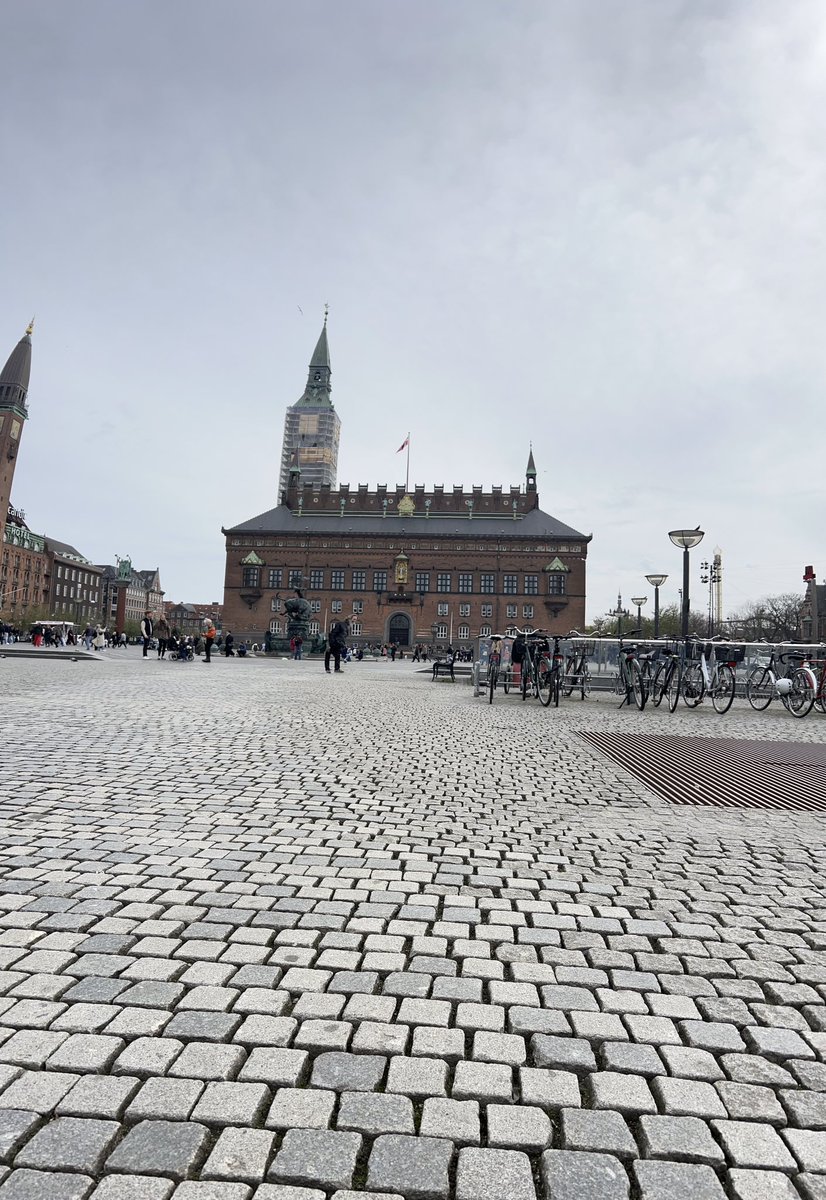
[325, 618, 349, 673]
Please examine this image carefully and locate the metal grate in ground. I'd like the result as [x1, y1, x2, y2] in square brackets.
[578, 730, 826, 813]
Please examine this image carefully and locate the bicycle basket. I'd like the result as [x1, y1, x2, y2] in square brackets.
[717, 643, 746, 663]
[572, 640, 596, 656]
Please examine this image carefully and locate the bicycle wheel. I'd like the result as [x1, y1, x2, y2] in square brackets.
[711, 664, 736, 714]
[562, 664, 576, 697]
[787, 668, 815, 718]
[488, 663, 498, 705]
[502, 668, 511, 695]
[553, 669, 561, 708]
[631, 660, 647, 710]
[746, 666, 773, 711]
[666, 661, 682, 713]
[521, 661, 531, 701]
[682, 663, 705, 708]
[581, 666, 590, 699]
[537, 660, 553, 707]
[651, 663, 667, 707]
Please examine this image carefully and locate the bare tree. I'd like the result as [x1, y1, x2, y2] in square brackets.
[726, 593, 802, 642]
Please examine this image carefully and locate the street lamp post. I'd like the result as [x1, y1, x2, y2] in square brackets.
[668, 529, 705, 638]
[700, 558, 722, 637]
[630, 596, 647, 630]
[645, 573, 668, 639]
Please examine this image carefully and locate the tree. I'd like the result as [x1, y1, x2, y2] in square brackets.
[726, 593, 802, 643]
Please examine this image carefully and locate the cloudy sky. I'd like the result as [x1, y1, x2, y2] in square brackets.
[2, 0, 824, 620]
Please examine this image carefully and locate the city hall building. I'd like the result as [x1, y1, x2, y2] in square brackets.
[222, 320, 590, 647]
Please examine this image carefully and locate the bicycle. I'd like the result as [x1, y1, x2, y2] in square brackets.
[745, 645, 816, 718]
[612, 631, 647, 710]
[649, 643, 682, 713]
[812, 649, 826, 713]
[681, 637, 741, 714]
[563, 636, 594, 700]
[487, 635, 511, 704]
[513, 629, 550, 702]
[537, 635, 565, 708]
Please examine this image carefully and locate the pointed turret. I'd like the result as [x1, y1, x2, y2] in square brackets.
[526, 446, 537, 493]
[278, 309, 341, 497]
[296, 309, 333, 408]
[0, 324, 33, 414]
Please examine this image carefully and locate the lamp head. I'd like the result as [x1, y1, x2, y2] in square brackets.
[669, 528, 704, 550]
[645, 573, 668, 588]
[630, 597, 647, 607]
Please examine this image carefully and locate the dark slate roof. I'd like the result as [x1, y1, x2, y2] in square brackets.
[226, 504, 588, 540]
[0, 331, 32, 392]
[45, 538, 89, 562]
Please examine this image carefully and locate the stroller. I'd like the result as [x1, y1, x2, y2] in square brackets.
[169, 635, 194, 661]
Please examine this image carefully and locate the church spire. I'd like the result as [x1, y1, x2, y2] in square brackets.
[0, 324, 33, 414]
[296, 309, 332, 406]
[526, 445, 537, 493]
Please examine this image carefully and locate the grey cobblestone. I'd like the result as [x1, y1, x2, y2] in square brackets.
[540, 1149, 629, 1199]
[632, 1159, 727, 1199]
[271, 1129, 362, 1192]
[0, 1170, 95, 1199]
[455, 1147, 534, 1200]
[367, 1134, 453, 1200]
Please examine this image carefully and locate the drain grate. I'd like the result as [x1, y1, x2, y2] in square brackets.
[578, 731, 826, 813]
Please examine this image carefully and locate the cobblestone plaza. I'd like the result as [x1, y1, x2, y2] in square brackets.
[0, 652, 825, 1199]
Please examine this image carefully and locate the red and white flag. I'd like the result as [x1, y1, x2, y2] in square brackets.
[396, 434, 410, 453]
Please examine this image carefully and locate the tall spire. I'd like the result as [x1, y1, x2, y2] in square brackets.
[0, 324, 33, 411]
[296, 310, 333, 406]
[526, 445, 537, 492]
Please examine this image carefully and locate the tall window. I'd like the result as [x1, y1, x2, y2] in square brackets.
[437, 602, 449, 616]
[242, 567, 260, 588]
[288, 569, 303, 588]
[373, 571, 387, 592]
[332, 600, 343, 613]
[524, 575, 538, 595]
[310, 600, 321, 613]
[458, 573, 473, 594]
[269, 619, 281, 633]
[506, 604, 517, 619]
[309, 620, 320, 636]
[437, 573, 451, 593]
[436, 623, 448, 639]
[503, 574, 518, 595]
[548, 574, 567, 596]
[415, 572, 429, 593]
[480, 573, 495, 593]
[481, 604, 493, 618]
[459, 603, 470, 617]
[457, 624, 470, 641]
[523, 604, 534, 619]
[271, 598, 282, 612]
[309, 569, 324, 590]
[479, 624, 492, 637]
[350, 621, 362, 637]
[352, 570, 366, 591]
[353, 600, 364, 614]
[331, 570, 345, 590]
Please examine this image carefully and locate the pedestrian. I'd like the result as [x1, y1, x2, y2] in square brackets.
[202, 618, 217, 663]
[156, 615, 170, 659]
[325, 618, 349, 673]
[140, 611, 153, 657]
[292, 634, 303, 660]
[224, 631, 235, 657]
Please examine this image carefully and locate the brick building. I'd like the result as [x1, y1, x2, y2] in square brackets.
[44, 539, 104, 625]
[800, 566, 826, 643]
[98, 562, 164, 633]
[165, 600, 223, 636]
[222, 454, 589, 648]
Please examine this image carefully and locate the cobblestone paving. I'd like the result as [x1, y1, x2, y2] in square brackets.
[0, 651, 824, 1199]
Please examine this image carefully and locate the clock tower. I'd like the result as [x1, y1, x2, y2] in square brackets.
[277, 309, 341, 499]
[0, 322, 33, 523]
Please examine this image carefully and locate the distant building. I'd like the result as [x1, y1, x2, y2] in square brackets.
[277, 313, 341, 499]
[800, 566, 826, 643]
[98, 562, 165, 631]
[165, 600, 223, 635]
[223, 451, 590, 647]
[44, 539, 104, 625]
[0, 323, 50, 620]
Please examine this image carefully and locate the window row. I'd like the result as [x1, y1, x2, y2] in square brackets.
[245, 567, 565, 595]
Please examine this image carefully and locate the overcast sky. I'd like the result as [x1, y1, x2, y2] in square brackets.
[2, 0, 825, 620]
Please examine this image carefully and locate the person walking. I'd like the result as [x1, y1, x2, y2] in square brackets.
[224, 631, 235, 657]
[203, 618, 217, 663]
[156, 615, 170, 659]
[140, 611, 153, 657]
[325, 618, 349, 673]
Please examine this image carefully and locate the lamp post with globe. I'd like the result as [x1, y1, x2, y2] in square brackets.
[630, 596, 647, 631]
[645, 574, 668, 639]
[668, 529, 705, 638]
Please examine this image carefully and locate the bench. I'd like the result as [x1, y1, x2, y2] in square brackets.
[432, 656, 456, 682]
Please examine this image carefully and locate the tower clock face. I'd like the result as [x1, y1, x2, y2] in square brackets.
[10, 420, 20, 440]
[314, 372, 321, 381]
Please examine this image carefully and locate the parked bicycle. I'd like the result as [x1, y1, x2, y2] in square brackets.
[512, 629, 550, 702]
[563, 636, 593, 700]
[612, 631, 647, 710]
[537, 635, 565, 708]
[487, 635, 511, 705]
[745, 645, 816, 718]
[649, 642, 682, 713]
[681, 637, 743, 715]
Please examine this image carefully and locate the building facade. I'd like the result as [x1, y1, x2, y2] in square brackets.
[277, 314, 341, 499]
[165, 600, 223, 636]
[44, 539, 104, 625]
[223, 458, 589, 647]
[800, 567, 826, 643]
[0, 324, 51, 621]
[98, 561, 165, 632]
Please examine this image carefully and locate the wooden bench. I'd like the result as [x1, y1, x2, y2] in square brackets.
[432, 656, 456, 682]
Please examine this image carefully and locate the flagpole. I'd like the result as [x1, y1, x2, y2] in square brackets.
[405, 435, 410, 492]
